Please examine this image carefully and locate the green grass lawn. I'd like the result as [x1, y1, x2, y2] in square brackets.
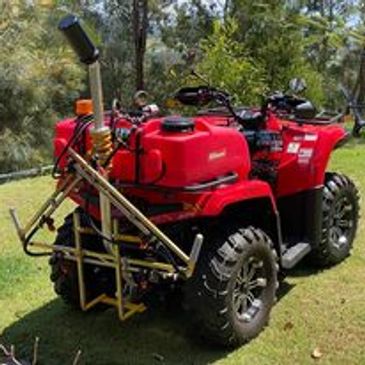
[0, 142, 365, 364]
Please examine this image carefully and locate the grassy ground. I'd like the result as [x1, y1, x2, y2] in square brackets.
[0, 142, 365, 365]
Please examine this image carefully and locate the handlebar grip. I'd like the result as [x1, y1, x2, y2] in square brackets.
[58, 14, 99, 65]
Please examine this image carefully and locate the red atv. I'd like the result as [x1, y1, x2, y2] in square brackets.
[11, 15, 359, 347]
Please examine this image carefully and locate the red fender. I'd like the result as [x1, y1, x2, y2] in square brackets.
[276, 123, 348, 197]
[198, 180, 276, 217]
[313, 128, 349, 185]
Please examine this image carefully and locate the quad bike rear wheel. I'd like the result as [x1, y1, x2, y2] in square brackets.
[185, 227, 278, 347]
[310, 173, 359, 267]
[49, 208, 114, 309]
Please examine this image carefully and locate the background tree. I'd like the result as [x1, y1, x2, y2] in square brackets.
[2, 0, 365, 172]
[0, 1, 84, 172]
[133, 0, 148, 90]
[96, 0, 178, 104]
[195, 20, 265, 105]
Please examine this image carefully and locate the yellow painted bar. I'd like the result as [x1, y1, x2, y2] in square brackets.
[114, 246, 124, 320]
[73, 212, 87, 310]
[122, 302, 146, 320]
[69, 148, 190, 264]
[30, 241, 178, 273]
[84, 294, 107, 310]
[115, 234, 143, 244]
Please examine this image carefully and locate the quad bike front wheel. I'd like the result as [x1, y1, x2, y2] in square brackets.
[185, 227, 278, 347]
[49, 208, 114, 309]
[310, 173, 360, 267]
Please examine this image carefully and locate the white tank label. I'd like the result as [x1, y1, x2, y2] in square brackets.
[209, 149, 227, 161]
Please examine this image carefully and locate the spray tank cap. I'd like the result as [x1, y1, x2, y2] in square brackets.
[161, 117, 195, 133]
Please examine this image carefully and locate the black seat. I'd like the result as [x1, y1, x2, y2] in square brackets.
[238, 110, 265, 130]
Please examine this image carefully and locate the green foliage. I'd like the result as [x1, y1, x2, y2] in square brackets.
[2, 0, 365, 172]
[96, 0, 218, 106]
[226, 1, 324, 105]
[161, 0, 216, 53]
[0, 3, 85, 173]
[296, 6, 364, 107]
[192, 6, 325, 106]
[145, 38, 182, 102]
[196, 20, 265, 105]
[99, 1, 135, 104]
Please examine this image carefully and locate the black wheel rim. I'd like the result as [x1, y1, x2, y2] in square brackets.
[233, 256, 267, 323]
[329, 195, 355, 250]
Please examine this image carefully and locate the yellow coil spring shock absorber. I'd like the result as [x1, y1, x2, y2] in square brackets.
[90, 126, 114, 249]
[90, 127, 113, 171]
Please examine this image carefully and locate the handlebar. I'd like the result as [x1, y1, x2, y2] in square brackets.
[265, 93, 307, 111]
[175, 86, 216, 106]
[174, 86, 249, 125]
[58, 14, 99, 65]
[174, 86, 312, 126]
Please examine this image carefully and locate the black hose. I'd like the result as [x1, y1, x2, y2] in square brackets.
[83, 190, 118, 245]
[102, 140, 125, 169]
[155, 241, 183, 274]
[83, 189, 182, 273]
[52, 114, 93, 178]
[22, 224, 52, 257]
[143, 161, 167, 185]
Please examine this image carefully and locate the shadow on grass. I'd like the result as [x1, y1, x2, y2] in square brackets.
[276, 280, 295, 302]
[286, 259, 326, 279]
[1, 298, 229, 365]
[1, 274, 303, 365]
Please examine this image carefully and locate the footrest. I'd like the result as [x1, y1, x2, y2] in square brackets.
[281, 242, 311, 269]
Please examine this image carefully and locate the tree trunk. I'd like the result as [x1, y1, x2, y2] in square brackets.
[223, 0, 231, 20]
[355, 49, 365, 105]
[132, 0, 148, 91]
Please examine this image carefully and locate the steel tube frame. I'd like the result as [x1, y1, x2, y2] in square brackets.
[69, 148, 191, 266]
[72, 210, 146, 319]
[9, 149, 202, 321]
[88, 60, 113, 251]
[88, 62, 104, 131]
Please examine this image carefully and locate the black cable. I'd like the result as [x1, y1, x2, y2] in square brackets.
[22, 224, 51, 257]
[52, 115, 93, 178]
[110, 111, 117, 138]
[83, 188, 182, 273]
[87, 216, 117, 244]
[143, 161, 167, 185]
[102, 125, 140, 169]
[102, 140, 125, 168]
[51, 115, 182, 270]
[23, 116, 92, 256]
[155, 241, 182, 274]
[83, 190, 118, 244]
